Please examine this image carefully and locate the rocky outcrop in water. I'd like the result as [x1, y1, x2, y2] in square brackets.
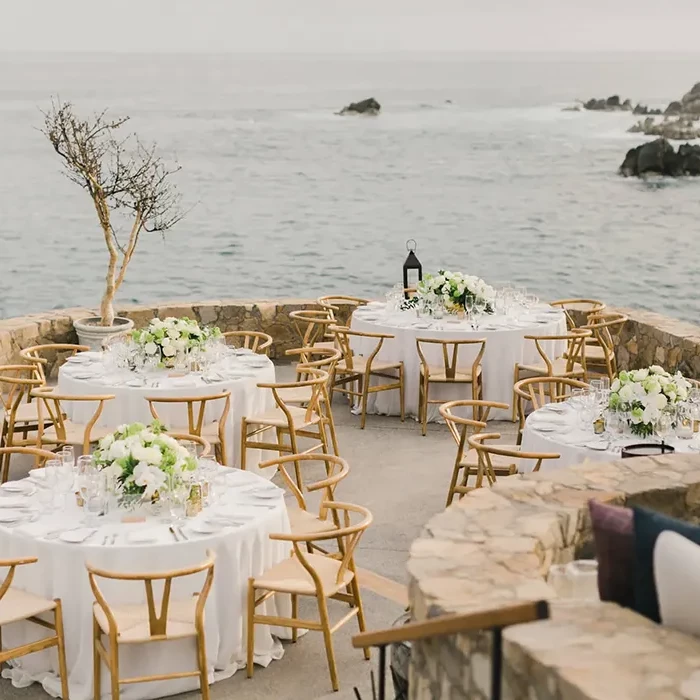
[619, 138, 700, 177]
[338, 97, 381, 116]
[681, 82, 700, 114]
[632, 103, 663, 115]
[583, 95, 633, 111]
[627, 116, 700, 140]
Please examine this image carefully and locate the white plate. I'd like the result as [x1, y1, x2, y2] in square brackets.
[1, 482, 35, 495]
[127, 529, 160, 544]
[72, 372, 100, 380]
[125, 379, 145, 387]
[585, 442, 609, 451]
[0, 496, 28, 508]
[247, 491, 282, 501]
[66, 355, 91, 364]
[532, 425, 559, 433]
[188, 520, 223, 535]
[0, 509, 29, 523]
[59, 528, 97, 544]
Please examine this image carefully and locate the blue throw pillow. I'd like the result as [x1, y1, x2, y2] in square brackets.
[632, 506, 700, 623]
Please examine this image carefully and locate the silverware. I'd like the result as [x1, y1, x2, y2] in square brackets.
[177, 526, 189, 541]
[169, 525, 180, 542]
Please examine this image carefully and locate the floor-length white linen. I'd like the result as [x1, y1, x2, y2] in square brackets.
[520, 404, 698, 471]
[350, 305, 566, 421]
[0, 469, 292, 700]
[58, 356, 275, 475]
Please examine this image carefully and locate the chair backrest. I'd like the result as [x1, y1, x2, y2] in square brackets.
[468, 432, 560, 481]
[257, 453, 349, 516]
[439, 400, 509, 463]
[525, 329, 591, 374]
[0, 556, 38, 600]
[584, 312, 628, 375]
[0, 446, 59, 483]
[0, 365, 43, 418]
[328, 325, 393, 372]
[416, 338, 486, 381]
[513, 376, 589, 435]
[19, 343, 90, 383]
[86, 552, 216, 639]
[30, 388, 115, 454]
[549, 299, 606, 330]
[257, 369, 327, 427]
[317, 296, 370, 323]
[286, 346, 341, 383]
[222, 331, 273, 355]
[269, 501, 372, 590]
[164, 432, 212, 457]
[288, 309, 335, 347]
[147, 391, 231, 439]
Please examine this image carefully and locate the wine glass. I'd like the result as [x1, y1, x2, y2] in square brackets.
[655, 411, 674, 448]
[61, 445, 75, 471]
[168, 474, 190, 524]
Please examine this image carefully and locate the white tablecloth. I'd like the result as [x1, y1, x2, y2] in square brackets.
[0, 468, 293, 700]
[350, 305, 567, 421]
[520, 403, 699, 471]
[57, 352, 275, 474]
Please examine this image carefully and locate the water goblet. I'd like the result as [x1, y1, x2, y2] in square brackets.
[82, 474, 106, 526]
[655, 411, 674, 446]
[61, 445, 75, 471]
[43, 460, 61, 510]
[55, 462, 75, 509]
[168, 477, 190, 524]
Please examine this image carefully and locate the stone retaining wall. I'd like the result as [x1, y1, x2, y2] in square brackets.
[0, 299, 352, 376]
[408, 453, 700, 699]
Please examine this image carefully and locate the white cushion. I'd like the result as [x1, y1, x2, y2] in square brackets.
[654, 530, 700, 637]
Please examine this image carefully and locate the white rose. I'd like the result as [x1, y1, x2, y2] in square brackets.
[632, 369, 649, 381]
[107, 440, 129, 460]
[167, 329, 180, 339]
[173, 339, 187, 351]
[131, 444, 162, 465]
[649, 365, 665, 375]
[100, 434, 115, 450]
[161, 337, 171, 347]
[162, 345, 176, 357]
[618, 384, 634, 402]
[132, 462, 167, 498]
[611, 378, 621, 393]
[144, 342, 158, 355]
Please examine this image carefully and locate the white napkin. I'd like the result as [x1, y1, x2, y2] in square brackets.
[0, 496, 29, 508]
[170, 378, 197, 388]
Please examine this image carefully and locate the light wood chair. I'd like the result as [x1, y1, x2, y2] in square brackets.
[240, 369, 332, 472]
[329, 325, 405, 429]
[317, 295, 370, 325]
[468, 432, 560, 484]
[165, 433, 212, 458]
[257, 453, 349, 541]
[247, 502, 372, 692]
[19, 343, 90, 383]
[514, 376, 590, 444]
[283, 347, 342, 455]
[439, 400, 516, 506]
[512, 329, 591, 421]
[580, 312, 627, 380]
[31, 387, 116, 455]
[289, 309, 336, 348]
[221, 331, 273, 355]
[416, 338, 486, 436]
[0, 446, 60, 484]
[87, 552, 216, 700]
[147, 391, 230, 466]
[0, 557, 70, 698]
[549, 299, 606, 330]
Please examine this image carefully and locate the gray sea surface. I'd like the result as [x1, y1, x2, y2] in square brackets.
[1, 51, 699, 321]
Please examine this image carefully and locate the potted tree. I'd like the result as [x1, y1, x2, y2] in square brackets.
[43, 100, 183, 349]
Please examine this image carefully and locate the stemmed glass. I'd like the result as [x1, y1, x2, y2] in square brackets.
[655, 410, 674, 449]
[168, 474, 190, 524]
[472, 298, 486, 330]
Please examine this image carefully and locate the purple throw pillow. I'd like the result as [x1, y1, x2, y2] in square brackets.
[588, 499, 635, 607]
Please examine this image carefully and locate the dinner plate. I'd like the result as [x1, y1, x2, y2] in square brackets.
[65, 355, 91, 364]
[60, 528, 96, 544]
[1, 481, 35, 495]
[585, 442, 609, 451]
[531, 424, 559, 433]
[127, 529, 160, 544]
[0, 509, 29, 524]
[0, 496, 29, 508]
[188, 520, 223, 535]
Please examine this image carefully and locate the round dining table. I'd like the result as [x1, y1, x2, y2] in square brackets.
[57, 350, 275, 474]
[520, 403, 699, 471]
[0, 467, 293, 700]
[350, 303, 567, 421]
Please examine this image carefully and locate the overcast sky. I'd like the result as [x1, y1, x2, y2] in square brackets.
[2, 0, 700, 52]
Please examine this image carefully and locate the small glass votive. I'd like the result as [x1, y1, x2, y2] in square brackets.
[547, 564, 573, 598]
[567, 560, 599, 601]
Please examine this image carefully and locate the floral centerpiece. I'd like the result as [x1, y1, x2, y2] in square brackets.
[131, 317, 222, 367]
[92, 421, 196, 499]
[414, 270, 495, 314]
[608, 366, 691, 437]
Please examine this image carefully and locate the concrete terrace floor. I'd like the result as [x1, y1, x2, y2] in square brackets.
[3, 364, 518, 700]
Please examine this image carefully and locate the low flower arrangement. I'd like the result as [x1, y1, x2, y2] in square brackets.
[131, 316, 221, 367]
[416, 270, 495, 314]
[609, 366, 691, 437]
[92, 421, 196, 499]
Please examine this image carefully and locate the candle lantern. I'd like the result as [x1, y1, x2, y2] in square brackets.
[402, 239, 422, 300]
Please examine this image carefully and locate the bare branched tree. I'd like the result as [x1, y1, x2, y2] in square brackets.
[42, 98, 183, 326]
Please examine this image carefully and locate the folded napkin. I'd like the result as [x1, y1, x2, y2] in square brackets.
[529, 415, 569, 428]
[170, 378, 197, 388]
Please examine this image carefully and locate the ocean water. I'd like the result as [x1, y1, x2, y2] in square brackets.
[1, 51, 699, 322]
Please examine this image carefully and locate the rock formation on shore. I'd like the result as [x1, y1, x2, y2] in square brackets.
[338, 97, 381, 116]
[583, 95, 633, 111]
[681, 82, 700, 114]
[627, 116, 700, 140]
[619, 138, 700, 177]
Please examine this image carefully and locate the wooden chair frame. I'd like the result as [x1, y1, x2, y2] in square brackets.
[240, 369, 331, 472]
[30, 387, 115, 454]
[87, 553, 215, 700]
[468, 432, 560, 484]
[247, 502, 372, 692]
[549, 299, 606, 330]
[514, 376, 590, 445]
[317, 295, 370, 323]
[329, 325, 405, 430]
[0, 557, 69, 699]
[582, 312, 627, 380]
[147, 391, 230, 465]
[438, 400, 512, 506]
[19, 343, 90, 383]
[221, 331, 273, 355]
[0, 446, 59, 484]
[416, 338, 486, 436]
[289, 309, 336, 347]
[512, 329, 591, 421]
[164, 433, 212, 458]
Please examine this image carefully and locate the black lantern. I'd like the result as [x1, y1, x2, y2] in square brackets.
[402, 239, 422, 299]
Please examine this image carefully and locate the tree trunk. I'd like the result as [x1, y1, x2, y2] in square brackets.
[100, 249, 118, 327]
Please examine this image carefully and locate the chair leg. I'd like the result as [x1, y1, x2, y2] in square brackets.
[360, 374, 370, 430]
[446, 460, 461, 508]
[246, 579, 256, 679]
[196, 630, 210, 700]
[325, 403, 340, 456]
[399, 365, 405, 423]
[109, 638, 119, 700]
[240, 420, 248, 471]
[317, 597, 339, 691]
[53, 601, 69, 700]
[291, 594, 298, 643]
[421, 378, 429, 437]
[92, 617, 101, 700]
[511, 365, 519, 422]
[350, 575, 370, 661]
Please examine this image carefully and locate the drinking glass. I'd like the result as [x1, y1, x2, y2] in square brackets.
[547, 564, 572, 598]
[43, 461, 61, 511]
[168, 476, 189, 523]
[198, 455, 218, 505]
[677, 405, 694, 439]
[174, 348, 188, 373]
[83, 474, 106, 525]
[568, 560, 599, 601]
[61, 446, 75, 471]
[143, 355, 159, 380]
[655, 411, 674, 444]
